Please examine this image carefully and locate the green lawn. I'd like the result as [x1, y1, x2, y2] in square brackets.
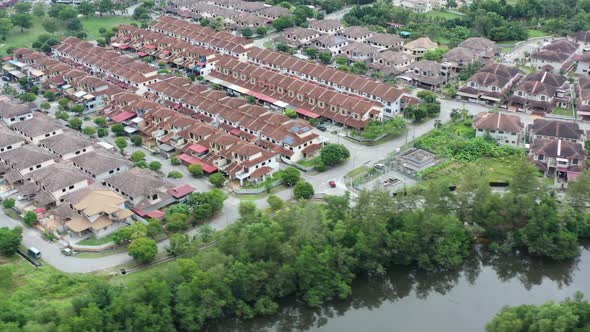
[81, 16, 140, 41]
[76, 233, 117, 246]
[425, 10, 463, 20]
[0, 15, 138, 56]
[420, 155, 525, 183]
[527, 29, 547, 38]
[552, 107, 575, 117]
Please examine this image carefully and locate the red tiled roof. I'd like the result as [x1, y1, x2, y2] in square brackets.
[295, 108, 320, 119]
[111, 111, 136, 123]
[187, 143, 208, 154]
[146, 210, 165, 219]
[178, 153, 218, 173]
[167, 184, 195, 199]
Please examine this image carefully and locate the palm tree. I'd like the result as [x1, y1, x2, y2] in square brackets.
[434, 119, 442, 129]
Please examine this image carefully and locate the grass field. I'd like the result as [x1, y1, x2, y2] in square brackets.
[77, 233, 117, 246]
[527, 29, 547, 38]
[425, 10, 463, 20]
[552, 107, 575, 117]
[0, 15, 138, 56]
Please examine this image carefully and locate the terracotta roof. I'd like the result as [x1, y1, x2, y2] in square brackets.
[473, 112, 523, 133]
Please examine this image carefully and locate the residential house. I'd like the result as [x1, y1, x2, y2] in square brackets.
[0, 125, 25, 153]
[530, 138, 586, 182]
[311, 34, 348, 56]
[341, 42, 380, 62]
[396, 0, 433, 13]
[571, 30, 590, 47]
[29, 162, 91, 207]
[0, 145, 56, 184]
[457, 63, 522, 105]
[70, 148, 132, 181]
[576, 52, 590, 76]
[473, 112, 524, 146]
[365, 33, 404, 50]
[0, 98, 33, 125]
[38, 131, 94, 160]
[530, 39, 578, 74]
[576, 77, 590, 120]
[308, 19, 343, 34]
[529, 119, 585, 144]
[403, 37, 438, 60]
[11, 113, 64, 144]
[258, 6, 291, 20]
[403, 60, 449, 90]
[338, 26, 373, 42]
[232, 13, 267, 29]
[369, 50, 413, 76]
[277, 27, 321, 48]
[103, 167, 175, 215]
[508, 70, 571, 114]
[61, 185, 134, 239]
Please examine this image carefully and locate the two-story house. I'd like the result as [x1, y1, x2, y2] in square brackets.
[308, 19, 343, 34]
[403, 60, 449, 90]
[457, 63, 522, 105]
[38, 131, 94, 160]
[11, 113, 64, 143]
[530, 39, 578, 74]
[311, 34, 348, 56]
[278, 27, 321, 49]
[576, 52, 590, 76]
[341, 42, 380, 62]
[0, 99, 33, 125]
[70, 148, 132, 181]
[0, 145, 56, 184]
[62, 185, 134, 239]
[403, 37, 438, 60]
[338, 26, 373, 42]
[508, 70, 571, 114]
[0, 125, 25, 153]
[576, 77, 590, 120]
[530, 138, 586, 182]
[529, 119, 585, 144]
[29, 162, 91, 207]
[370, 50, 413, 76]
[473, 112, 524, 146]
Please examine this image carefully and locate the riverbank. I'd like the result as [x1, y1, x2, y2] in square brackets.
[210, 243, 590, 332]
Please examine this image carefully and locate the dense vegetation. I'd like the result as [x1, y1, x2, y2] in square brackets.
[487, 292, 590, 331]
[344, 0, 590, 44]
[3, 156, 590, 330]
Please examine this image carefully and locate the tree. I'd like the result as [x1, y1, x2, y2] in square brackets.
[168, 171, 183, 179]
[276, 43, 289, 53]
[97, 0, 114, 14]
[272, 16, 294, 31]
[43, 90, 55, 101]
[266, 195, 284, 211]
[56, 111, 69, 121]
[256, 26, 267, 36]
[48, 4, 66, 18]
[41, 17, 59, 34]
[65, 18, 83, 32]
[241, 27, 253, 38]
[423, 48, 446, 61]
[32, 3, 45, 17]
[293, 181, 314, 199]
[111, 123, 125, 136]
[304, 48, 317, 59]
[114, 137, 127, 152]
[59, 6, 78, 21]
[97, 127, 108, 138]
[188, 164, 203, 177]
[14, 2, 32, 14]
[78, 1, 96, 17]
[567, 170, 590, 209]
[170, 156, 181, 165]
[82, 126, 96, 137]
[166, 233, 190, 256]
[209, 173, 225, 188]
[2, 198, 15, 209]
[0, 18, 13, 39]
[146, 219, 163, 239]
[133, 6, 151, 20]
[23, 211, 37, 227]
[128, 237, 157, 263]
[71, 104, 85, 114]
[284, 108, 297, 118]
[351, 61, 367, 75]
[149, 161, 162, 172]
[40, 102, 51, 110]
[318, 51, 332, 64]
[130, 134, 142, 146]
[320, 144, 350, 166]
[417, 90, 438, 103]
[68, 118, 83, 130]
[281, 166, 300, 186]
[11, 13, 33, 32]
[93, 116, 106, 127]
[0, 227, 22, 256]
[130, 151, 146, 162]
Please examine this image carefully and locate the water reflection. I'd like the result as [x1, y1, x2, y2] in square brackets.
[209, 245, 586, 332]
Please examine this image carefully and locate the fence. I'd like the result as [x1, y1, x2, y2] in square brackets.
[349, 146, 413, 191]
[233, 180, 283, 195]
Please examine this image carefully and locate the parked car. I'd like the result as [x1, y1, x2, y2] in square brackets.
[317, 125, 327, 132]
[374, 163, 385, 170]
[329, 180, 336, 188]
[61, 248, 73, 256]
[28, 247, 41, 259]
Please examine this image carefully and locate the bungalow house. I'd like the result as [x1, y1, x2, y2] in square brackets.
[530, 138, 586, 182]
[365, 33, 404, 50]
[341, 42, 380, 62]
[0, 99, 33, 125]
[508, 70, 571, 114]
[576, 77, 590, 120]
[571, 30, 590, 48]
[29, 162, 91, 207]
[308, 19, 343, 34]
[457, 63, 522, 105]
[0, 125, 25, 153]
[530, 39, 578, 74]
[370, 50, 413, 76]
[403, 60, 449, 90]
[70, 149, 132, 181]
[103, 167, 175, 215]
[311, 34, 348, 57]
[529, 119, 585, 144]
[338, 26, 373, 42]
[277, 27, 321, 49]
[61, 185, 134, 239]
[402, 37, 437, 60]
[0, 145, 56, 184]
[257, 6, 291, 20]
[11, 113, 64, 143]
[473, 112, 524, 146]
[38, 131, 94, 160]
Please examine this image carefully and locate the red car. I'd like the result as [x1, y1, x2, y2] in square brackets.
[329, 180, 336, 188]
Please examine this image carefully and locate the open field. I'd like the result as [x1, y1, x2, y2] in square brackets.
[425, 10, 463, 20]
[0, 16, 138, 56]
[527, 29, 547, 38]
